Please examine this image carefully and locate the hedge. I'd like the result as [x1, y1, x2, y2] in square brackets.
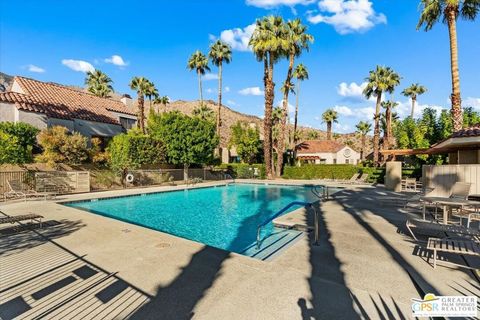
[282, 165, 359, 180]
[215, 163, 266, 179]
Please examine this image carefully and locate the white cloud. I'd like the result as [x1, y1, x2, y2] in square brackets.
[246, 0, 315, 8]
[395, 99, 445, 119]
[220, 23, 256, 52]
[25, 64, 45, 73]
[225, 86, 231, 92]
[61, 59, 94, 73]
[333, 105, 354, 116]
[333, 105, 375, 120]
[206, 88, 214, 94]
[275, 99, 295, 113]
[307, 0, 387, 34]
[465, 97, 480, 109]
[104, 55, 128, 67]
[202, 73, 219, 81]
[227, 99, 239, 107]
[337, 81, 367, 97]
[334, 122, 351, 133]
[239, 86, 264, 96]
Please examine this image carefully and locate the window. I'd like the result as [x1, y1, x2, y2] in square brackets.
[333, 159, 337, 164]
[319, 159, 326, 164]
[120, 117, 136, 131]
[345, 159, 350, 164]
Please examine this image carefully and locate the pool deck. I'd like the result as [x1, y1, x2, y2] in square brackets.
[0, 180, 479, 319]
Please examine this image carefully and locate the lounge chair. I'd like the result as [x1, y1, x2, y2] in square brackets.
[406, 218, 480, 241]
[427, 236, 480, 269]
[4, 180, 53, 201]
[337, 173, 360, 184]
[354, 173, 368, 184]
[0, 213, 43, 228]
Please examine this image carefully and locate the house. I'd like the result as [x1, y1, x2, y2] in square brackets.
[295, 140, 361, 165]
[0, 76, 137, 141]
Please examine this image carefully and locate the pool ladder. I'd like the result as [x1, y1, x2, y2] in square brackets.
[255, 201, 320, 250]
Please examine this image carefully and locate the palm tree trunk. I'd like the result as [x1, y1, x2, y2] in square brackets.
[264, 54, 275, 179]
[410, 97, 416, 119]
[198, 70, 203, 106]
[327, 122, 332, 140]
[293, 80, 300, 146]
[446, 6, 462, 132]
[361, 135, 366, 160]
[276, 54, 295, 177]
[138, 94, 145, 134]
[217, 62, 222, 137]
[385, 106, 391, 150]
[373, 93, 382, 166]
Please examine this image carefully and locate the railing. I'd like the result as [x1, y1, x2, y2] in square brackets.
[256, 201, 320, 250]
[225, 173, 235, 183]
[311, 185, 329, 200]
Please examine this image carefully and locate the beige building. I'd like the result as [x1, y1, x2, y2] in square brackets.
[0, 76, 137, 141]
[296, 140, 361, 165]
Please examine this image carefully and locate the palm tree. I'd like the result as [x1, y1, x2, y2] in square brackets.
[187, 51, 210, 106]
[209, 40, 232, 136]
[129, 76, 151, 133]
[402, 83, 427, 118]
[154, 95, 170, 113]
[145, 81, 159, 114]
[363, 66, 401, 166]
[417, 0, 479, 132]
[321, 109, 338, 140]
[355, 121, 372, 160]
[249, 16, 288, 179]
[277, 19, 313, 177]
[192, 104, 215, 122]
[381, 100, 399, 150]
[85, 69, 113, 97]
[292, 64, 309, 146]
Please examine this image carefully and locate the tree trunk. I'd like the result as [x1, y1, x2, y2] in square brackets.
[183, 163, 189, 182]
[198, 70, 203, 106]
[384, 106, 391, 150]
[293, 80, 300, 146]
[137, 94, 145, 134]
[276, 54, 295, 177]
[327, 122, 332, 140]
[263, 54, 275, 179]
[217, 62, 222, 137]
[361, 135, 366, 160]
[446, 6, 462, 132]
[373, 93, 382, 166]
[410, 97, 416, 119]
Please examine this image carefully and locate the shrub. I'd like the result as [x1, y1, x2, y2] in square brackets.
[36, 126, 89, 166]
[0, 122, 39, 163]
[89, 137, 109, 164]
[283, 164, 359, 180]
[228, 121, 262, 164]
[0, 131, 22, 164]
[216, 163, 266, 179]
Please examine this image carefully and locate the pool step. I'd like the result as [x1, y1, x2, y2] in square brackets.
[241, 228, 304, 261]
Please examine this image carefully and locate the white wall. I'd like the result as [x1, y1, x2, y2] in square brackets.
[298, 146, 361, 165]
[335, 146, 361, 164]
[18, 110, 48, 129]
[0, 102, 16, 122]
[73, 119, 124, 138]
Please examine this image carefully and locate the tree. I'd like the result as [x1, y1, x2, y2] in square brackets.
[417, 0, 479, 132]
[85, 69, 113, 98]
[229, 122, 262, 164]
[277, 19, 313, 177]
[394, 117, 430, 162]
[0, 131, 21, 164]
[292, 63, 309, 146]
[438, 109, 453, 140]
[462, 107, 480, 128]
[129, 76, 151, 134]
[0, 122, 39, 163]
[381, 100, 398, 150]
[36, 126, 89, 166]
[363, 66, 401, 166]
[192, 104, 215, 122]
[402, 83, 427, 118]
[188, 51, 210, 106]
[148, 112, 219, 181]
[249, 16, 288, 179]
[306, 129, 319, 140]
[420, 107, 440, 144]
[145, 81, 159, 113]
[209, 40, 232, 136]
[154, 95, 170, 113]
[321, 109, 338, 140]
[356, 121, 371, 160]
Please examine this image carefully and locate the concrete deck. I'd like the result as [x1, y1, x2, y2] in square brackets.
[0, 182, 479, 319]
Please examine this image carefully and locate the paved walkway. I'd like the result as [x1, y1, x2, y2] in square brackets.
[0, 183, 478, 319]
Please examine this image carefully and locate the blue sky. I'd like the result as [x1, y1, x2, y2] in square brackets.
[1, 0, 479, 133]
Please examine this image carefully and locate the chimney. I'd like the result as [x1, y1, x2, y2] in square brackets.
[121, 94, 133, 108]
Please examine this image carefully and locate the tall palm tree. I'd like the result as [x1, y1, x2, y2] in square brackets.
[187, 51, 210, 107]
[292, 63, 309, 146]
[192, 104, 215, 122]
[418, 0, 479, 132]
[277, 19, 313, 177]
[129, 76, 151, 133]
[249, 16, 288, 179]
[321, 109, 338, 140]
[355, 121, 372, 160]
[402, 83, 427, 118]
[154, 95, 170, 113]
[145, 81, 159, 114]
[363, 66, 401, 166]
[381, 100, 399, 150]
[85, 69, 113, 97]
[209, 40, 232, 136]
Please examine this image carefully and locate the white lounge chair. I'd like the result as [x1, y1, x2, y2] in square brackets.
[4, 180, 53, 201]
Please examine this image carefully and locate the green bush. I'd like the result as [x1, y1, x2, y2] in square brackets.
[36, 126, 89, 165]
[283, 164, 359, 180]
[0, 131, 22, 164]
[216, 163, 266, 179]
[0, 122, 39, 163]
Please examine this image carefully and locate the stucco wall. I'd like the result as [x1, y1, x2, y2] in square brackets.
[298, 146, 360, 165]
[73, 119, 124, 138]
[18, 110, 48, 129]
[0, 102, 16, 122]
[335, 146, 361, 164]
[48, 118, 75, 131]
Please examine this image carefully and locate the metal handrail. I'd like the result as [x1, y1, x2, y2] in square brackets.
[256, 201, 320, 250]
[225, 173, 235, 183]
[311, 185, 329, 200]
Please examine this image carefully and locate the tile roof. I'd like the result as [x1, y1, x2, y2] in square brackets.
[296, 140, 346, 154]
[451, 124, 480, 138]
[0, 76, 136, 125]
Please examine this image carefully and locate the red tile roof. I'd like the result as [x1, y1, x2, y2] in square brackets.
[451, 124, 480, 138]
[0, 76, 135, 125]
[296, 140, 346, 154]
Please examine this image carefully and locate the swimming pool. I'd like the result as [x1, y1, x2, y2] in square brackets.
[66, 183, 324, 254]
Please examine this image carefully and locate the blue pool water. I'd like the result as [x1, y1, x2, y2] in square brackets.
[66, 183, 323, 254]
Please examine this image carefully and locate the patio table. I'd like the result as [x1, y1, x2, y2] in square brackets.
[421, 196, 480, 224]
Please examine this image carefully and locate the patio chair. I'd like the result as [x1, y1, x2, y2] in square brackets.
[354, 173, 368, 184]
[405, 217, 480, 241]
[427, 236, 480, 269]
[4, 180, 52, 201]
[338, 173, 360, 184]
[0, 213, 43, 228]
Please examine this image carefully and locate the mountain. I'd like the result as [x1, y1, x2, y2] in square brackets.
[0, 72, 14, 92]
